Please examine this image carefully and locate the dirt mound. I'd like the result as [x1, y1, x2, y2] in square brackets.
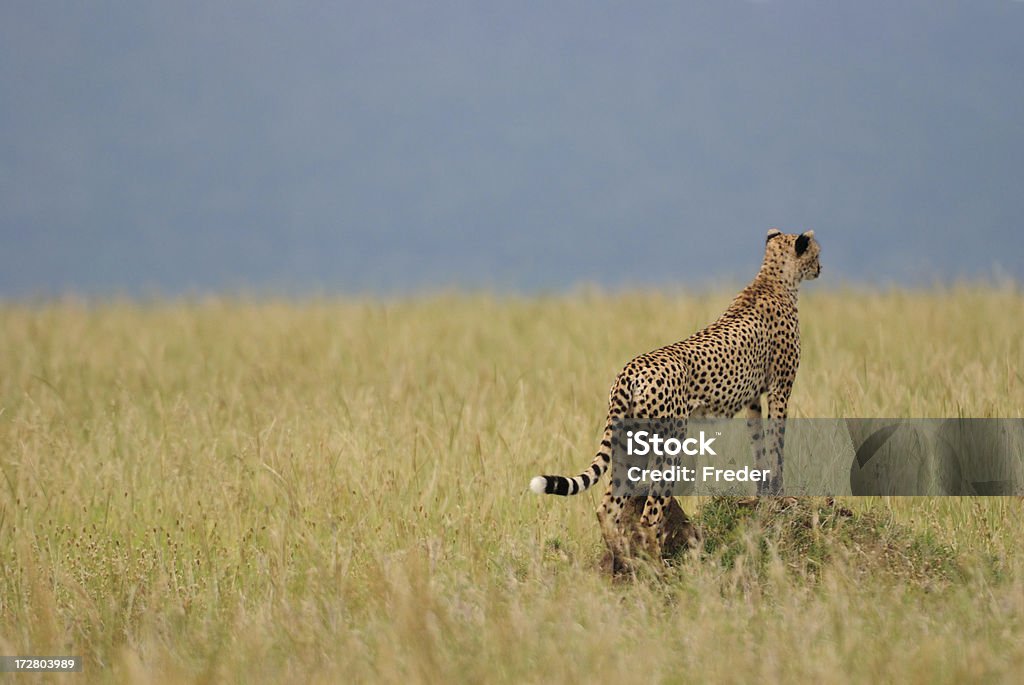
[600, 496, 962, 586]
[691, 496, 962, 585]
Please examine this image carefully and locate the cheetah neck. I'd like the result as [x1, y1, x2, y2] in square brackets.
[725, 272, 799, 321]
[753, 262, 801, 300]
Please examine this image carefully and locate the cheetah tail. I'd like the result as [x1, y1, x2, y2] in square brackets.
[529, 417, 615, 496]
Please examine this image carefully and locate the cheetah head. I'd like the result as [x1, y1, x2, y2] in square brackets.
[765, 228, 822, 282]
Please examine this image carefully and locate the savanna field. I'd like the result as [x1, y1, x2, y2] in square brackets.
[1, 287, 1023, 683]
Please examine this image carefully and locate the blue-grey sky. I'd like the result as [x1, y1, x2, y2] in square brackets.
[2, 1, 1022, 296]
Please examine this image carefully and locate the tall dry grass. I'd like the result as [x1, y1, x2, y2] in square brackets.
[0, 286, 1022, 683]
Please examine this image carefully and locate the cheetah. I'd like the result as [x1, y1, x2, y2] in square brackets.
[529, 229, 822, 559]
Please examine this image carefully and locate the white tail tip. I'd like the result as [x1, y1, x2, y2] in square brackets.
[529, 476, 547, 494]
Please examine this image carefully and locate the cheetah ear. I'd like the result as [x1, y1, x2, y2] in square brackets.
[766, 228, 782, 243]
[795, 233, 811, 256]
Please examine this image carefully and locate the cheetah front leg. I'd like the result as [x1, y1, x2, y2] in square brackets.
[762, 386, 790, 495]
[747, 397, 770, 495]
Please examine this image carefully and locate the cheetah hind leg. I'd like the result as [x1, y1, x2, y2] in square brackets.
[638, 416, 686, 559]
[597, 485, 639, 571]
[638, 496, 671, 559]
[599, 416, 693, 568]
[597, 423, 657, 568]
[597, 478, 662, 571]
